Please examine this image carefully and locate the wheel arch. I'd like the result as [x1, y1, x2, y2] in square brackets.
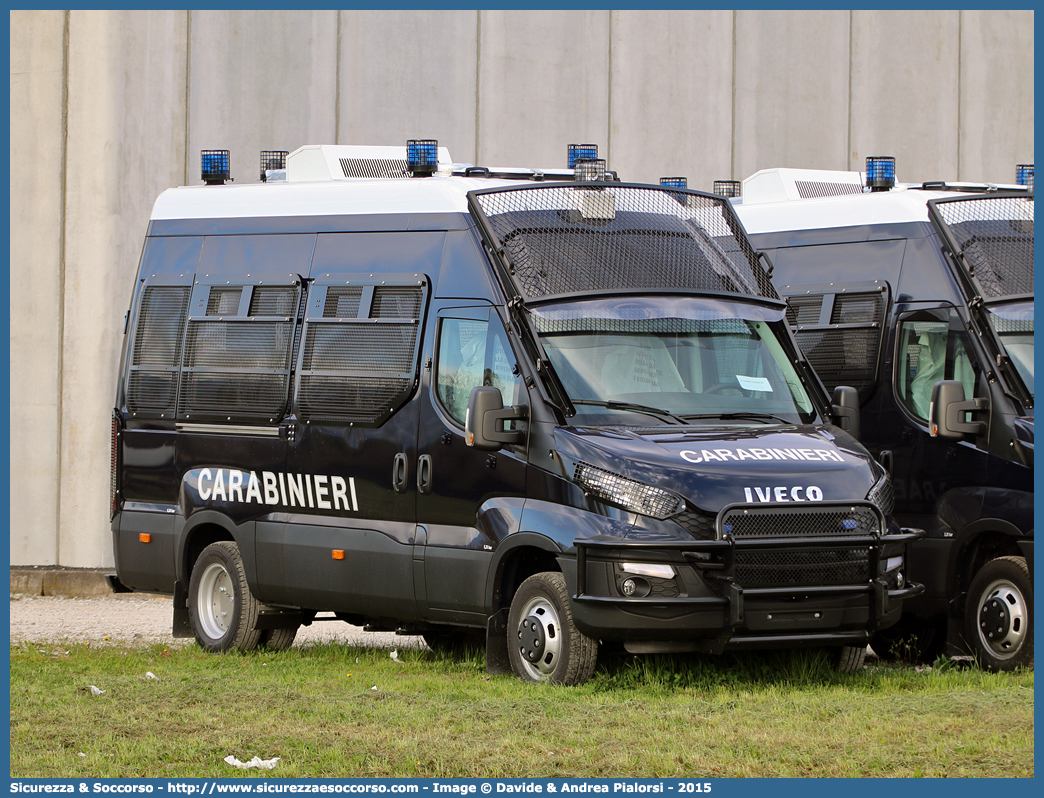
[486, 532, 564, 615]
[951, 518, 1027, 599]
[177, 511, 242, 586]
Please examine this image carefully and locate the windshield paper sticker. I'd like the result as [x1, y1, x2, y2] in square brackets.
[193, 468, 358, 512]
[680, 447, 844, 464]
[735, 374, 773, 392]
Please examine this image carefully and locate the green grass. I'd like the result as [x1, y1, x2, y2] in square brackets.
[9, 641, 1034, 779]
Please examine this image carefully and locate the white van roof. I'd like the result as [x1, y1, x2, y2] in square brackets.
[734, 167, 1025, 235]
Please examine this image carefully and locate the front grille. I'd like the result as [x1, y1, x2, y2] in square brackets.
[735, 549, 869, 588]
[721, 504, 880, 539]
[674, 509, 716, 540]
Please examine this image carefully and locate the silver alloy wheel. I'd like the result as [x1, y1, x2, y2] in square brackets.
[975, 576, 1028, 659]
[196, 561, 235, 641]
[515, 593, 564, 680]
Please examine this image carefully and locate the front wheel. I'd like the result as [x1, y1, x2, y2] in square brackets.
[965, 556, 1033, 672]
[507, 571, 597, 685]
[188, 541, 263, 652]
[835, 645, 866, 673]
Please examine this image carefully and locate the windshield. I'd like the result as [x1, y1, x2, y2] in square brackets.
[530, 296, 817, 426]
[986, 301, 1034, 401]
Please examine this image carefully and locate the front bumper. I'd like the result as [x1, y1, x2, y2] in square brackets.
[567, 505, 925, 653]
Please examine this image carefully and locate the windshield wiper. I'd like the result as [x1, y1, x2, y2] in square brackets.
[573, 400, 689, 425]
[681, 412, 795, 425]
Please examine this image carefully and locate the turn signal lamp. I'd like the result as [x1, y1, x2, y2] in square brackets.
[865, 156, 896, 192]
[332, 550, 345, 560]
[1016, 164, 1033, 190]
[568, 144, 598, 168]
[406, 139, 439, 176]
[713, 180, 742, 198]
[660, 177, 687, 189]
[139, 533, 151, 544]
[260, 150, 288, 182]
[201, 150, 231, 185]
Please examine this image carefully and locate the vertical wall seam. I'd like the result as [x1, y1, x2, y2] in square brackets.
[56, 9, 71, 565]
[847, 10, 854, 171]
[606, 10, 613, 164]
[335, 10, 342, 143]
[956, 11, 962, 180]
[730, 10, 737, 178]
[475, 11, 482, 162]
[184, 11, 191, 185]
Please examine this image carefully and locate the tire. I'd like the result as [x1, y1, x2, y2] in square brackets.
[187, 541, 263, 652]
[965, 556, 1033, 672]
[870, 615, 946, 663]
[836, 645, 867, 673]
[506, 571, 597, 686]
[423, 627, 485, 657]
[260, 626, 299, 652]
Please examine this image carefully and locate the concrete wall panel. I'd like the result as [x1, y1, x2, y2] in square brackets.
[189, 10, 338, 185]
[733, 10, 851, 177]
[850, 11, 960, 184]
[959, 10, 1034, 183]
[610, 10, 734, 188]
[9, 10, 65, 564]
[478, 10, 610, 170]
[7, 10, 1035, 568]
[59, 10, 188, 567]
[339, 11, 478, 160]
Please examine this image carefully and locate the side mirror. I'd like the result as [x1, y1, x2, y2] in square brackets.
[465, 386, 528, 451]
[831, 385, 861, 441]
[929, 380, 988, 440]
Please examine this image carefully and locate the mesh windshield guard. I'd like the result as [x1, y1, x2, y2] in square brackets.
[470, 184, 777, 303]
[928, 194, 1034, 300]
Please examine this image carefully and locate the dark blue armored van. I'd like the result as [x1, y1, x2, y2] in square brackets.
[109, 142, 922, 684]
[735, 161, 1033, 671]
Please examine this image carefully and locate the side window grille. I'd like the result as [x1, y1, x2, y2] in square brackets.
[297, 281, 426, 425]
[785, 286, 887, 403]
[786, 295, 824, 326]
[206, 287, 242, 316]
[323, 286, 363, 318]
[179, 282, 300, 422]
[249, 286, 297, 317]
[831, 292, 883, 325]
[371, 286, 422, 319]
[127, 286, 190, 416]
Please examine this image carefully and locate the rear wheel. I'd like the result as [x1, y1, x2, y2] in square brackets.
[260, 626, 299, 652]
[965, 556, 1033, 672]
[507, 571, 597, 685]
[187, 541, 263, 652]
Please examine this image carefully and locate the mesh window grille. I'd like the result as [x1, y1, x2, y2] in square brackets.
[785, 290, 886, 400]
[127, 286, 191, 415]
[471, 185, 776, 302]
[297, 283, 426, 425]
[931, 195, 1034, 299]
[206, 287, 242, 316]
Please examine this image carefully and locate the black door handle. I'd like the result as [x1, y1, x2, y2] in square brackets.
[418, 454, 433, 495]
[392, 453, 408, 494]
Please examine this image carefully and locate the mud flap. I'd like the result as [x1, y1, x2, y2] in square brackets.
[485, 609, 511, 675]
[171, 580, 193, 638]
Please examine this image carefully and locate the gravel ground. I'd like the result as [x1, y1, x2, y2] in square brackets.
[9, 593, 425, 649]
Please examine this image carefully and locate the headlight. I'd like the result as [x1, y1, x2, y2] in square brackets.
[866, 472, 894, 516]
[574, 462, 682, 519]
